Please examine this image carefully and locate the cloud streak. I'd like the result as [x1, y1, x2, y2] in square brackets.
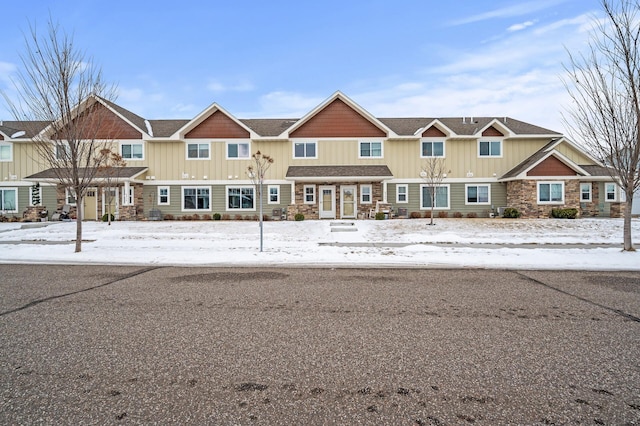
[449, 0, 568, 26]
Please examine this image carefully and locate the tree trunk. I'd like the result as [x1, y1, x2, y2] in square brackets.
[75, 196, 83, 253]
[623, 195, 635, 251]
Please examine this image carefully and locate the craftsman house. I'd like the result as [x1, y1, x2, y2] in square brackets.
[0, 91, 625, 221]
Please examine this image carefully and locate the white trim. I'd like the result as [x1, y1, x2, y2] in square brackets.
[605, 182, 617, 202]
[360, 184, 372, 204]
[580, 183, 592, 202]
[122, 181, 134, 206]
[0, 142, 13, 162]
[181, 186, 212, 211]
[303, 185, 316, 204]
[318, 185, 336, 219]
[171, 102, 258, 139]
[478, 139, 503, 158]
[157, 186, 170, 206]
[340, 185, 357, 219]
[0, 187, 18, 212]
[464, 184, 492, 205]
[537, 181, 564, 204]
[420, 184, 450, 210]
[186, 142, 210, 160]
[396, 184, 408, 203]
[292, 140, 318, 159]
[358, 139, 384, 159]
[225, 185, 255, 211]
[65, 188, 77, 206]
[420, 139, 445, 158]
[120, 141, 145, 161]
[268, 185, 280, 204]
[226, 140, 251, 159]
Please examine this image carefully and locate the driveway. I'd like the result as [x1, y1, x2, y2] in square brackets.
[1, 265, 639, 424]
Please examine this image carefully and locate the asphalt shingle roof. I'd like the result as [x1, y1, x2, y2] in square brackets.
[286, 165, 393, 179]
[26, 167, 148, 180]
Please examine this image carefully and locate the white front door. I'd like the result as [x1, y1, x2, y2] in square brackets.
[102, 187, 119, 219]
[341, 186, 357, 219]
[319, 186, 336, 219]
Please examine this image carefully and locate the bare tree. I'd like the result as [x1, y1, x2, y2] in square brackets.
[2, 20, 117, 252]
[98, 149, 127, 225]
[247, 151, 274, 252]
[563, 0, 640, 251]
[420, 158, 447, 225]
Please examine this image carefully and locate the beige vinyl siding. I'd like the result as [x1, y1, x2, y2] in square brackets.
[554, 142, 595, 165]
[0, 143, 46, 180]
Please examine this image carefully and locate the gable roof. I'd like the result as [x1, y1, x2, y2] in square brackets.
[26, 166, 148, 181]
[172, 102, 256, 139]
[286, 165, 393, 182]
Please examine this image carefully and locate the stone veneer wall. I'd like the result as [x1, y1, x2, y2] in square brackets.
[55, 183, 145, 221]
[579, 182, 601, 217]
[610, 202, 625, 218]
[506, 180, 581, 218]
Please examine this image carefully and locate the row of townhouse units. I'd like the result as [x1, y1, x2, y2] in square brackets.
[0, 91, 626, 221]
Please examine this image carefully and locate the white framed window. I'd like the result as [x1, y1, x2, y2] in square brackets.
[0, 143, 12, 161]
[55, 143, 70, 160]
[396, 184, 408, 203]
[420, 184, 450, 209]
[227, 141, 250, 159]
[187, 143, 210, 159]
[182, 186, 211, 211]
[580, 183, 592, 202]
[421, 140, 445, 158]
[122, 186, 134, 206]
[158, 186, 170, 205]
[29, 185, 43, 206]
[0, 188, 17, 212]
[359, 141, 383, 158]
[121, 142, 144, 160]
[268, 185, 280, 204]
[293, 141, 317, 159]
[478, 140, 502, 157]
[537, 182, 564, 204]
[304, 185, 315, 204]
[227, 186, 254, 210]
[360, 184, 372, 204]
[605, 183, 617, 201]
[465, 184, 491, 205]
[65, 188, 77, 205]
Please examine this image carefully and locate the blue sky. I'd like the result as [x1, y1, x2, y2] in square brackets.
[0, 0, 602, 133]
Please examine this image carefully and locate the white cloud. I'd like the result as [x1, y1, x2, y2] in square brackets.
[507, 20, 537, 32]
[207, 80, 254, 93]
[449, 0, 568, 26]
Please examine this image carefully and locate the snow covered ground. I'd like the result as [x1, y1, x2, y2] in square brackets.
[0, 218, 639, 270]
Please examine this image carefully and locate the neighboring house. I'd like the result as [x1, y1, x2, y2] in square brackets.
[0, 91, 626, 220]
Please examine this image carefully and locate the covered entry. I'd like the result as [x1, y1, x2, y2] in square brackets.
[286, 165, 393, 220]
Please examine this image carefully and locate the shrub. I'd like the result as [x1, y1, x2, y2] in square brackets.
[213, 213, 221, 220]
[502, 207, 521, 218]
[409, 211, 422, 219]
[294, 213, 305, 221]
[551, 208, 578, 219]
[192, 213, 201, 221]
[163, 214, 175, 220]
[375, 212, 386, 220]
[453, 212, 463, 218]
[201, 214, 212, 221]
[102, 213, 115, 222]
[221, 214, 231, 221]
[234, 214, 243, 221]
[182, 215, 193, 221]
[438, 211, 448, 218]
[467, 212, 478, 218]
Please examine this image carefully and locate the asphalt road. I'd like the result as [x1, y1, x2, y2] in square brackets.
[1, 265, 639, 425]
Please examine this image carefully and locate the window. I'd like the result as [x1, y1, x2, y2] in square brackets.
[121, 143, 143, 160]
[360, 185, 372, 204]
[304, 185, 315, 204]
[479, 140, 502, 157]
[227, 142, 250, 159]
[396, 184, 408, 203]
[538, 182, 564, 204]
[64, 188, 77, 206]
[187, 143, 210, 159]
[0, 143, 12, 161]
[122, 186, 134, 206]
[421, 185, 449, 209]
[158, 187, 170, 205]
[0, 188, 17, 212]
[227, 186, 254, 210]
[580, 183, 592, 202]
[359, 141, 382, 158]
[421, 140, 444, 157]
[55, 143, 69, 160]
[182, 187, 211, 210]
[294, 141, 317, 158]
[466, 184, 491, 204]
[268, 185, 280, 204]
[605, 183, 617, 201]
